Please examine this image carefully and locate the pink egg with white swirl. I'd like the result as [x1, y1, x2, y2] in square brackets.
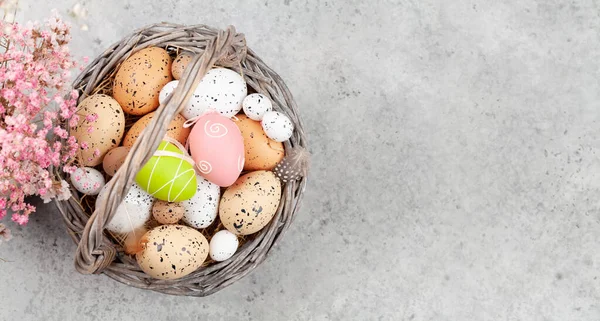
[188, 113, 245, 187]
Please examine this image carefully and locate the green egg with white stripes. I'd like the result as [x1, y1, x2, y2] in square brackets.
[135, 141, 197, 202]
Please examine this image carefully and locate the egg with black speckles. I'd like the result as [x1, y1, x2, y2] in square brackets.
[158, 80, 179, 105]
[123, 111, 190, 147]
[123, 182, 155, 206]
[70, 167, 105, 195]
[182, 67, 247, 119]
[136, 225, 209, 280]
[113, 47, 173, 115]
[242, 93, 272, 121]
[181, 175, 220, 229]
[209, 230, 238, 262]
[152, 200, 184, 224]
[96, 183, 154, 234]
[219, 171, 281, 235]
[72, 94, 125, 166]
[261, 111, 294, 142]
[171, 52, 193, 80]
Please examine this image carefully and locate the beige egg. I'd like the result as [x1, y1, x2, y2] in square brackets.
[234, 114, 284, 171]
[102, 146, 130, 176]
[136, 225, 208, 280]
[219, 171, 281, 235]
[152, 200, 185, 224]
[171, 52, 193, 80]
[123, 112, 190, 147]
[113, 47, 173, 115]
[73, 94, 125, 166]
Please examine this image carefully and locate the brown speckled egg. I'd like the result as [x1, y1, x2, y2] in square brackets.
[171, 52, 193, 80]
[234, 114, 284, 171]
[136, 225, 208, 280]
[73, 94, 125, 166]
[219, 171, 281, 235]
[123, 112, 190, 147]
[102, 146, 130, 176]
[113, 47, 173, 115]
[152, 200, 185, 224]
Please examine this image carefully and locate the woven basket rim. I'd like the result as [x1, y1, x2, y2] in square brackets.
[54, 22, 308, 296]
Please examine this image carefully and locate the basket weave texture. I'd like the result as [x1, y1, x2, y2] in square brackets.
[54, 23, 307, 296]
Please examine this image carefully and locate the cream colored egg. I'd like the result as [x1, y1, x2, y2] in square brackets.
[102, 146, 130, 176]
[152, 200, 185, 224]
[219, 171, 281, 235]
[136, 225, 209, 280]
[123, 112, 190, 147]
[72, 94, 125, 166]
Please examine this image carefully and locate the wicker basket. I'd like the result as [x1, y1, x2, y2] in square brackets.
[54, 23, 308, 296]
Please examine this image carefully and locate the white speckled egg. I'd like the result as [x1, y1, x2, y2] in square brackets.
[181, 175, 220, 229]
[182, 68, 247, 119]
[159, 80, 179, 105]
[70, 167, 105, 195]
[209, 230, 239, 262]
[97, 183, 153, 234]
[123, 183, 154, 207]
[242, 93, 273, 121]
[261, 111, 294, 142]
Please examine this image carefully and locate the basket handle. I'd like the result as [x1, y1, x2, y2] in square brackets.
[74, 25, 247, 275]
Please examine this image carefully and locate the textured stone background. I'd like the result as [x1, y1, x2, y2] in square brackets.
[2, 0, 600, 320]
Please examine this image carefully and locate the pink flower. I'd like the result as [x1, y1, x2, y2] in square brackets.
[53, 127, 68, 139]
[11, 213, 29, 225]
[85, 113, 98, 123]
[62, 165, 76, 174]
[0, 199, 6, 220]
[56, 180, 71, 201]
[68, 115, 80, 128]
[0, 15, 82, 237]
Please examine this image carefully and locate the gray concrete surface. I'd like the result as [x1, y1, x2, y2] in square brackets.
[2, 0, 600, 320]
